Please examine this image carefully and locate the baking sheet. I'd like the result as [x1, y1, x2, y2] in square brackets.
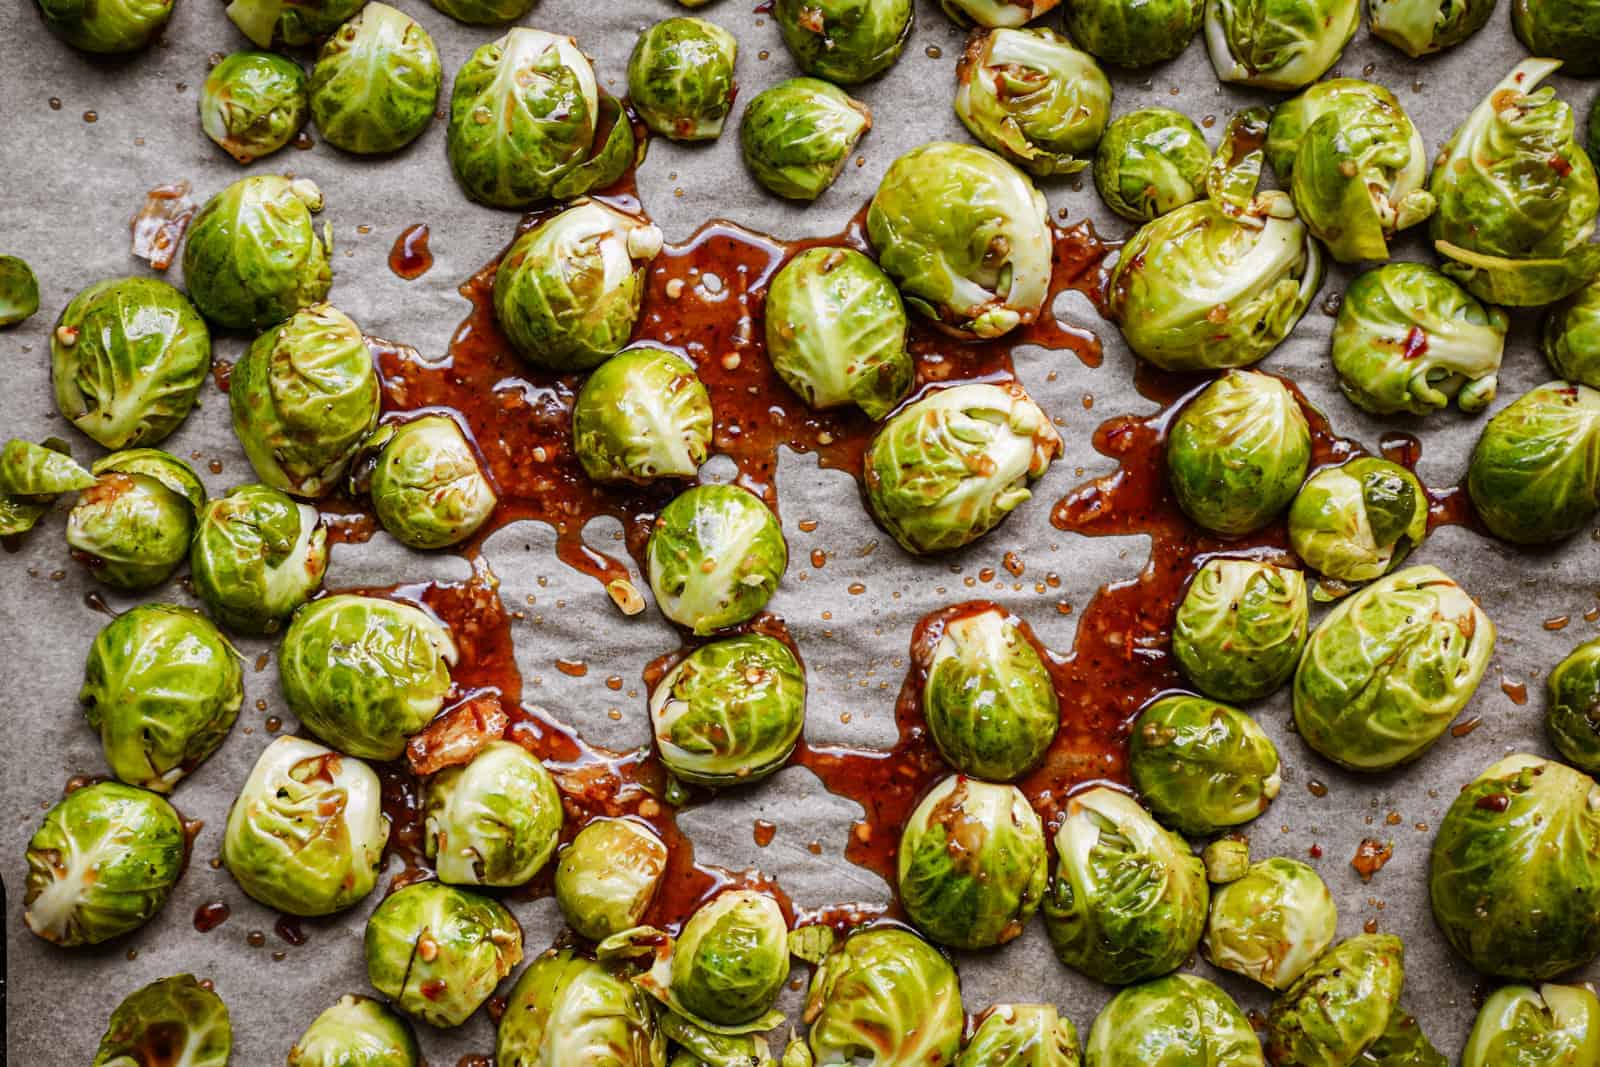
[2, 0, 1595, 1061]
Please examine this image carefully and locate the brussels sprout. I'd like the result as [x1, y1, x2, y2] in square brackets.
[1368, 0, 1494, 54]
[1165, 371, 1310, 536]
[363, 415, 498, 548]
[1550, 637, 1600, 774]
[231, 303, 380, 498]
[226, 0, 365, 47]
[289, 994, 420, 1067]
[1203, 0, 1359, 89]
[1467, 381, 1600, 545]
[93, 975, 231, 1067]
[1042, 786, 1207, 985]
[628, 17, 738, 142]
[1129, 695, 1281, 836]
[864, 382, 1061, 555]
[51, 277, 211, 450]
[184, 176, 332, 332]
[868, 142, 1051, 339]
[1294, 565, 1493, 771]
[35, 0, 172, 53]
[0, 255, 40, 327]
[646, 485, 787, 635]
[1264, 934, 1404, 1066]
[898, 776, 1047, 950]
[1084, 974, 1263, 1067]
[1462, 983, 1600, 1067]
[741, 79, 873, 202]
[1363, 1015, 1447, 1067]
[191, 484, 329, 634]
[1544, 278, 1600, 389]
[1092, 108, 1209, 223]
[805, 928, 964, 1067]
[1173, 559, 1307, 703]
[774, 0, 913, 84]
[923, 607, 1058, 782]
[555, 817, 669, 940]
[426, 0, 530, 23]
[0, 437, 93, 536]
[24, 781, 185, 946]
[1432, 754, 1600, 980]
[1066, 0, 1201, 66]
[200, 51, 309, 164]
[954, 29, 1111, 178]
[1287, 458, 1428, 589]
[279, 595, 456, 760]
[497, 949, 666, 1067]
[960, 1005, 1079, 1067]
[571, 347, 713, 484]
[365, 880, 523, 1027]
[1201, 837, 1251, 884]
[424, 740, 563, 886]
[309, 3, 442, 155]
[67, 450, 204, 591]
[1202, 857, 1335, 991]
[620, 891, 791, 1028]
[1431, 60, 1600, 307]
[942, 0, 1061, 26]
[1514, 0, 1600, 76]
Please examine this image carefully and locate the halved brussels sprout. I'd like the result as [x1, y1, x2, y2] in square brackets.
[864, 382, 1061, 555]
[868, 142, 1051, 339]
[51, 277, 211, 450]
[1202, 857, 1335, 990]
[1203, 0, 1359, 89]
[1294, 565, 1493, 771]
[572, 347, 713, 484]
[201, 51, 309, 164]
[804, 928, 964, 1067]
[184, 176, 332, 332]
[1369, 0, 1494, 54]
[1129, 694, 1281, 835]
[309, 3, 442, 155]
[365, 881, 523, 1027]
[1466, 381, 1600, 545]
[1264, 934, 1405, 1066]
[1166, 370, 1310, 536]
[1066, 0, 1201, 66]
[1544, 279, 1600, 389]
[954, 29, 1111, 178]
[1042, 786, 1207, 985]
[231, 303, 381, 498]
[289, 994, 420, 1067]
[1085, 974, 1262, 1067]
[741, 78, 873, 201]
[959, 1005, 1079, 1067]
[93, 975, 231, 1067]
[1462, 983, 1600, 1067]
[1173, 559, 1307, 703]
[36, 0, 172, 52]
[364, 415, 498, 548]
[898, 776, 1047, 950]
[942, 0, 1060, 25]
[191, 483, 329, 634]
[425, 740, 563, 886]
[1092, 108, 1209, 223]
[1513, 0, 1600, 76]
[774, 0, 912, 84]
[0, 437, 94, 536]
[226, 0, 366, 48]
[1550, 637, 1600, 774]
[1287, 457, 1428, 589]
[426, 0, 530, 24]
[24, 781, 185, 946]
[555, 817, 669, 940]
[628, 17, 738, 142]
[67, 450, 205, 591]
[279, 593, 457, 760]
[646, 485, 787, 635]
[1432, 754, 1600, 980]
[497, 949, 666, 1067]
[0, 255, 40, 327]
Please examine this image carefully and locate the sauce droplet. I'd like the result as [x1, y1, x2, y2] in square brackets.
[389, 224, 434, 280]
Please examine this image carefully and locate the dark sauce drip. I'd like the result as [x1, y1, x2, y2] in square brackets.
[193, 900, 230, 932]
[389, 224, 434, 280]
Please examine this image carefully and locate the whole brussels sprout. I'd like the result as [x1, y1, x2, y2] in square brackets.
[954, 29, 1112, 178]
[628, 17, 738, 142]
[1467, 381, 1600, 545]
[650, 633, 805, 786]
[93, 975, 231, 1067]
[231, 303, 380, 498]
[1550, 637, 1600, 774]
[309, 3, 442, 155]
[1092, 108, 1209, 223]
[1369, 0, 1495, 54]
[868, 142, 1051, 339]
[942, 0, 1061, 26]
[1294, 565, 1494, 771]
[1042, 786, 1208, 985]
[804, 928, 964, 1067]
[1430, 60, 1600, 307]
[923, 607, 1059, 781]
[1202, 857, 1335, 990]
[864, 383, 1061, 554]
[1084, 974, 1263, 1067]
[201, 51, 309, 164]
[628, 890, 790, 1028]
[1202, 837, 1252, 884]
[364, 415, 498, 548]
[1128, 695, 1281, 836]
[741, 78, 873, 201]
[1462, 983, 1600, 1067]
[1287, 458, 1428, 589]
[1264, 934, 1405, 1066]
[226, 0, 366, 48]
[555, 817, 669, 940]
[497, 949, 666, 1067]
[426, 0, 530, 24]
[646, 485, 787, 635]
[1066, 0, 1202, 67]
[36, 0, 171, 53]
[67, 450, 205, 591]
[0, 255, 40, 327]
[365, 880, 523, 1027]
[24, 781, 185, 946]
[279, 594, 457, 760]
[289, 994, 420, 1067]
[774, 0, 913, 84]
[1166, 371, 1310, 536]
[898, 776, 1047, 950]
[1431, 754, 1600, 980]
[959, 1004, 1080, 1067]
[1514, 0, 1600, 76]
[0, 437, 94, 537]
[184, 176, 332, 332]
[81, 604, 243, 794]
[571, 347, 713, 483]
[51, 277, 211, 450]
[191, 483, 329, 634]
[1544, 278, 1600, 388]
[1203, 0, 1359, 89]
[1173, 559, 1307, 703]
[424, 740, 563, 886]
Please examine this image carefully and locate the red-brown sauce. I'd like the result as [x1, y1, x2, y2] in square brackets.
[389, 223, 434, 280]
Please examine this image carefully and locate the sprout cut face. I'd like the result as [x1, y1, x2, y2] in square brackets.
[1084, 974, 1263, 1067]
[1549, 637, 1600, 774]
[1203, 0, 1359, 89]
[1264, 934, 1405, 1066]
[192, 484, 329, 634]
[288, 995, 420, 1067]
[1128, 694, 1282, 836]
[804, 928, 964, 1067]
[364, 881, 524, 1027]
[1544, 279, 1600, 389]
[942, 0, 1061, 26]
[1287, 457, 1429, 589]
[309, 3, 442, 155]
[93, 975, 232, 1067]
[571, 347, 713, 484]
[496, 949, 666, 1067]
[628, 17, 739, 142]
[424, 740, 563, 886]
[773, 0, 913, 84]
[1369, 0, 1494, 54]
[1173, 559, 1307, 703]
[201, 51, 309, 164]
[225, 0, 365, 48]
[36, 0, 172, 53]
[1202, 857, 1336, 990]
[740, 79, 873, 202]
[1462, 984, 1600, 1067]
[555, 817, 669, 940]
[647, 485, 787, 635]
[365, 415, 498, 549]
[1467, 382, 1600, 545]
[957, 1004, 1079, 1067]
[1092, 108, 1210, 223]
[67, 451, 205, 591]
[183, 175, 333, 332]
[1066, 0, 1202, 67]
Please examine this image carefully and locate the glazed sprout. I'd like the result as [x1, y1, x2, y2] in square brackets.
[1264, 934, 1405, 1065]
[226, 0, 365, 48]
[497, 949, 665, 1067]
[0, 255, 40, 327]
[1462, 984, 1600, 1067]
[773, 0, 913, 84]
[1066, 0, 1201, 66]
[1287, 457, 1429, 590]
[51, 276, 211, 450]
[958, 1005, 1079, 1067]
[93, 975, 231, 1067]
[1092, 108, 1209, 223]
[24, 781, 185, 947]
[1203, 0, 1359, 90]
[1172, 559, 1308, 703]
[81, 604, 243, 794]
[0, 438, 94, 536]
[953, 29, 1112, 178]
[67, 450, 205, 591]
[1166, 370, 1310, 536]
[1294, 565, 1494, 771]
[1549, 637, 1600, 774]
[200, 51, 309, 164]
[230, 303, 380, 499]
[1543, 279, 1600, 389]
[1042, 786, 1208, 985]
[1085, 974, 1263, 1067]
[424, 740, 563, 886]
[191, 483, 329, 634]
[898, 776, 1047, 950]
[1466, 381, 1600, 545]
[864, 383, 1062, 555]
[1202, 857, 1335, 990]
[183, 175, 332, 332]
[1513, 0, 1600, 77]
[555, 817, 669, 941]
[309, 3, 442, 155]
[942, 0, 1061, 26]
[35, 0, 171, 53]
[923, 607, 1058, 782]
[426, 0, 531, 25]
[289, 995, 420, 1067]
[805, 928, 965, 1067]
[279, 594, 456, 760]
[647, 485, 787, 635]
[1128, 694, 1282, 836]
[628, 17, 738, 142]
[741, 79, 873, 202]
[1369, 0, 1494, 54]
[868, 142, 1051, 339]
[1431, 754, 1600, 980]
[364, 415, 498, 549]
[621, 890, 791, 1028]
[1364, 1015, 1448, 1066]
[365, 881, 523, 1027]
[571, 347, 713, 484]
[1202, 837, 1251, 884]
